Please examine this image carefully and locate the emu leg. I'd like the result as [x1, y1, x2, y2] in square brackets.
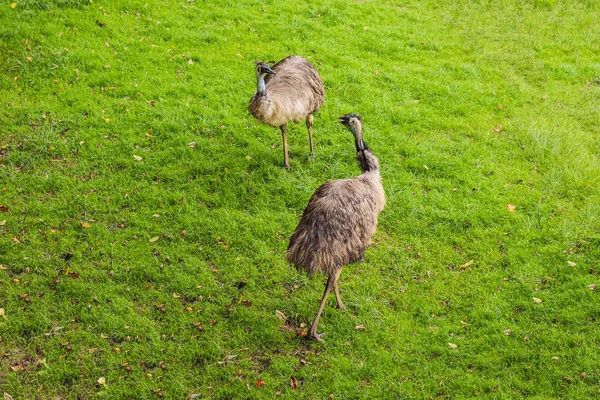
[280, 124, 289, 168]
[308, 273, 335, 342]
[306, 114, 314, 158]
[332, 269, 346, 310]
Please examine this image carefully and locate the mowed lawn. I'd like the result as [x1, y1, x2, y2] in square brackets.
[1, 0, 599, 398]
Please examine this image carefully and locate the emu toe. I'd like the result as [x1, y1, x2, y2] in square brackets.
[308, 330, 326, 342]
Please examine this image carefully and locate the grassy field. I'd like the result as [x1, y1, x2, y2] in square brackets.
[1, 0, 600, 398]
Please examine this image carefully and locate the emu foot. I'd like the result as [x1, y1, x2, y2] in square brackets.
[308, 330, 326, 342]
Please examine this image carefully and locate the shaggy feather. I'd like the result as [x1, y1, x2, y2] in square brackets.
[248, 56, 325, 127]
[286, 118, 385, 276]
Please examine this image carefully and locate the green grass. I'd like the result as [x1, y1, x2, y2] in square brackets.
[1, 0, 600, 398]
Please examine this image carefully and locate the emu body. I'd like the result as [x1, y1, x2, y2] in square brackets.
[248, 56, 325, 168]
[286, 114, 385, 341]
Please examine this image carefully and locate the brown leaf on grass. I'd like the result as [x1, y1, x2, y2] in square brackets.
[0, 220, 5, 226]
[275, 310, 287, 321]
[4, 393, 15, 400]
[11, 237, 19, 243]
[493, 125, 503, 133]
[241, 300, 252, 307]
[448, 342, 458, 349]
[506, 204, 516, 212]
[9, 363, 22, 371]
[80, 221, 91, 228]
[533, 297, 542, 304]
[567, 261, 576, 267]
[355, 324, 366, 330]
[290, 376, 298, 390]
[189, 142, 197, 148]
[589, 284, 596, 291]
[504, 329, 512, 336]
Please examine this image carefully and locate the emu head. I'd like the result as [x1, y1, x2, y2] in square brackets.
[339, 113, 366, 152]
[339, 113, 361, 131]
[254, 61, 276, 77]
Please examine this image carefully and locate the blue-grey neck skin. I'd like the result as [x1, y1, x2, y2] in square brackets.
[256, 73, 266, 96]
[351, 123, 365, 152]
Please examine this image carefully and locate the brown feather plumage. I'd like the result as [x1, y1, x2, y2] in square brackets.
[286, 117, 385, 275]
[286, 114, 384, 341]
[248, 55, 325, 167]
[249, 56, 324, 126]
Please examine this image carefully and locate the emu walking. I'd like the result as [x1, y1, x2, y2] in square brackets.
[248, 55, 325, 168]
[286, 114, 386, 341]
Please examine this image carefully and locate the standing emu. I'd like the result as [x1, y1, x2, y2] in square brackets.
[248, 55, 325, 168]
[286, 114, 386, 341]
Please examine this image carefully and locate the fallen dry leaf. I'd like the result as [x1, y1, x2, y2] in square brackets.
[533, 297, 542, 304]
[589, 284, 596, 291]
[354, 324, 366, 330]
[80, 221, 90, 228]
[0, 206, 8, 213]
[9, 364, 22, 371]
[10, 3, 16, 8]
[245, 155, 252, 161]
[256, 380, 264, 387]
[189, 142, 198, 148]
[460, 260, 474, 269]
[188, 59, 194, 65]
[448, 342, 458, 349]
[149, 236, 159, 243]
[290, 376, 298, 390]
[133, 155, 143, 161]
[506, 204, 516, 212]
[275, 310, 287, 321]
[0, 220, 5, 225]
[97, 376, 106, 385]
[567, 261, 576, 267]
[4, 393, 15, 400]
[504, 329, 512, 336]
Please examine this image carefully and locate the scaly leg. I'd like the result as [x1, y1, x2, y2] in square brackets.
[306, 114, 314, 159]
[332, 269, 346, 310]
[308, 273, 335, 342]
[280, 124, 289, 168]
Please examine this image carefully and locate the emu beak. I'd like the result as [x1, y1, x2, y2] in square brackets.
[339, 116, 349, 124]
[263, 66, 276, 75]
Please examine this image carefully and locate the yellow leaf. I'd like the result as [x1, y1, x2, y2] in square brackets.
[97, 376, 106, 385]
[460, 259, 474, 269]
[448, 342, 457, 349]
[26, 57, 32, 62]
[567, 261, 576, 267]
[0, 220, 6, 226]
[533, 297, 542, 304]
[11, 3, 17, 8]
[506, 204, 516, 212]
[149, 236, 159, 242]
[133, 155, 143, 161]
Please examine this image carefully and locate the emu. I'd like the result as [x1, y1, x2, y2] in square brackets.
[286, 114, 386, 341]
[248, 55, 325, 168]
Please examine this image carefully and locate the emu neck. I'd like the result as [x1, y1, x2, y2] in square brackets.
[357, 146, 380, 174]
[256, 74, 267, 96]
